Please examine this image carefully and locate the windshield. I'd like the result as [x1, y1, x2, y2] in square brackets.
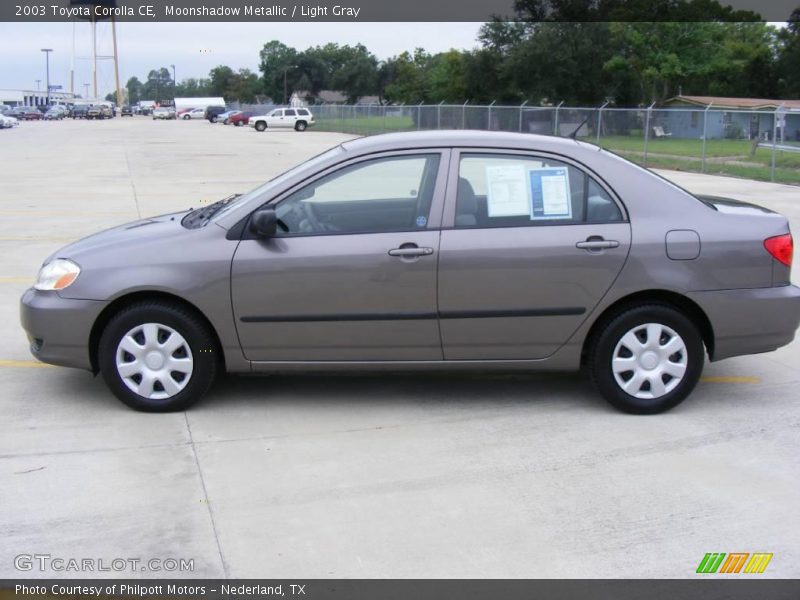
[203, 145, 345, 224]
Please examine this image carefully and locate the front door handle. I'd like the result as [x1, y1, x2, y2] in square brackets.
[576, 237, 619, 251]
[388, 246, 434, 258]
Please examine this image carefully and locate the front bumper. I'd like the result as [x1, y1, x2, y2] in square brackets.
[20, 288, 106, 371]
[688, 285, 800, 361]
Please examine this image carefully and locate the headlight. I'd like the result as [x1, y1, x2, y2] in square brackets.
[34, 259, 81, 291]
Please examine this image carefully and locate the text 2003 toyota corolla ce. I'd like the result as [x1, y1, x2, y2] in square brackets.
[20, 131, 800, 413]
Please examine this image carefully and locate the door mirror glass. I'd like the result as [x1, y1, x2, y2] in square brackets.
[250, 208, 278, 237]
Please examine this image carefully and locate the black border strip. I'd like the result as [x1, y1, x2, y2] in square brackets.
[240, 307, 585, 323]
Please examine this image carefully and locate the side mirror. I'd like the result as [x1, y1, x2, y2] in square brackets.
[250, 208, 278, 237]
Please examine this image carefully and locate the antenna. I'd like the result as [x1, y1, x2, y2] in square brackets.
[567, 116, 590, 139]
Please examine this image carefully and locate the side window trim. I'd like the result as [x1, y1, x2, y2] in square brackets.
[240, 149, 452, 240]
[442, 148, 628, 229]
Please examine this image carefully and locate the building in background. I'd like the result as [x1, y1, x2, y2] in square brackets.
[0, 88, 77, 107]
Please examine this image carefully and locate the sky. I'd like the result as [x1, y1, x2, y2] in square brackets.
[0, 22, 483, 95]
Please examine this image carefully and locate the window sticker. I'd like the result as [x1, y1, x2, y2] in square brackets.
[529, 167, 572, 220]
[416, 215, 428, 227]
[485, 164, 530, 217]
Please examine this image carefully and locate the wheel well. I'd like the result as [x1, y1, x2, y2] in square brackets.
[88, 291, 224, 374]
[581, 290, 715, 365]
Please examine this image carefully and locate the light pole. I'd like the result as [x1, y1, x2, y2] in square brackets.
[283, 65, 297, 105]
[35, 79, 41, 90]
[170, 64, 176, 105]
[83, 83, 90, 99]
[41, 48, 53, 107]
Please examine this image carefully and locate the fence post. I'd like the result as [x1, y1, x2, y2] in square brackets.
[519, 100, 528, 133]
[554, 101, 563, 136]
[417, 101, 423, 130]
[366, 103, 371, 136]
[437, 100, 444, 130]
[462, 99, 468, 129]
[701, 102, 712, 173]
[643, 101, 655, 167]
[488, 100, 496, 130]
[596, 101, 609, 145]
[771, 103, 784, 182]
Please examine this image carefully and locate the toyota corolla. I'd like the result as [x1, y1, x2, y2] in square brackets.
[20, 131, 800, 413]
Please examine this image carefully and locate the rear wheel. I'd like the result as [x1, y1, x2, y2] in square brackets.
[294, 120, 307, 131]
[588, 304, 704, 414]
[255, 121, 266, 132]
[98, 302, 219, 412]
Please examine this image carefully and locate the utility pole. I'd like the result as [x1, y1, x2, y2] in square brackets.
[41, 48, 53, 107]
[170, 64, 176, 105]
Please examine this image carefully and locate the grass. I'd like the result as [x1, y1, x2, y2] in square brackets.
[315, 115, 415, 135]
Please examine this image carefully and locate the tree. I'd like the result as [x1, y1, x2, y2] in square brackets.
[142, 68, 173, 103]
[777, 9, 800, 96]
[126, 76, 143, 104]
[329, 44, 379, 103]
[258, 41, 299, 102]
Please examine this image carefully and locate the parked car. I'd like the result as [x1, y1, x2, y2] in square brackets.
[249, 107, 314, 132]
[181, 108, 206, 120]
[215, 110, 240, 124]
[227, 111, 254, 126]
[152, 107, 176, 120]
[71, 105, 89, 119]
[86, 105, 113, 120]
[205, 105, 227, 122]
[120, 106, 133, 117]
[44, 107, 66, 120]
[20, 108, 44, 121]
[0, 114, 19, 128]
[19, 131, 800, 413]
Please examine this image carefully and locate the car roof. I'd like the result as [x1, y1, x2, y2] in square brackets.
[339, 130, 602, 158]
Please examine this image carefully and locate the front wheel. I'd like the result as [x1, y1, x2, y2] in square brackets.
[183, 114, 190, 120]
[588, 304, 704, 414]
[98, 302, 219, 412]
[254, 121, 266, 132]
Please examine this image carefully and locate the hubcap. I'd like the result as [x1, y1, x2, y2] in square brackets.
[115, 323, 193, 400]
[611, 323, 688, 400]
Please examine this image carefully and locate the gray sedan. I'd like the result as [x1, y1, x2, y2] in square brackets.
[20, 131, 800, 413]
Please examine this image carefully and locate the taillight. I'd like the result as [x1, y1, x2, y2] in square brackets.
[764, 233, 793, 267]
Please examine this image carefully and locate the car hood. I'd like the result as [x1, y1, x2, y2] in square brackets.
[46, 211, 191, 264]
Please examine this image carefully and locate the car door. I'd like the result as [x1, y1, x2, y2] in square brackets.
[231, 150, 450, 362]
[266, 109, 286, 128]
[438, 150, 631, 360]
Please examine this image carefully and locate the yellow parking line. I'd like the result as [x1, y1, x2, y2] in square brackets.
[0, 359, 55, 369]
[0, 277, 32, 283]
[0, 236, 75, 242]
[700, 376, 761, 384]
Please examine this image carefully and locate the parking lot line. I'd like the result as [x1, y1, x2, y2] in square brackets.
[0, 277, 31, 283]
[700, 375, 761, 384]
[0, 359, 55, 369]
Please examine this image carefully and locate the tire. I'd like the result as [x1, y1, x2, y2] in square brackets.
[295, 121, 307, 132]
[255, 121, 266, 132]
[588, 304, 704, 414]
[211, 116, 218, 123]
[234, 121, 241, 126]
[183, 114, 190, 120]
[98, 301, 219, 412]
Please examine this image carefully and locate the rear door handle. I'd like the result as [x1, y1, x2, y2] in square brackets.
[576, 238, 619, 251]
[388, 246, 434, 257]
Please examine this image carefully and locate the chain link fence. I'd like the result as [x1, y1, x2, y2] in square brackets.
[260, 102, 800, 185]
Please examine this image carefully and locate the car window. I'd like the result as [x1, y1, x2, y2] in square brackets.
[297, 109, 310, 116]
[455, 153, 621, 228]
[269, 110, 282, 117]
[275, 154, 441, 235]
[285, 109, 296, 116]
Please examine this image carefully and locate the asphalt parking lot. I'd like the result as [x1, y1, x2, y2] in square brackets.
[1, 117, 798, 579]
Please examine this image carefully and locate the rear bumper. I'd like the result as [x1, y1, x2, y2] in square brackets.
[19, 288, 106, 371]
[688, 285, 800, 361]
